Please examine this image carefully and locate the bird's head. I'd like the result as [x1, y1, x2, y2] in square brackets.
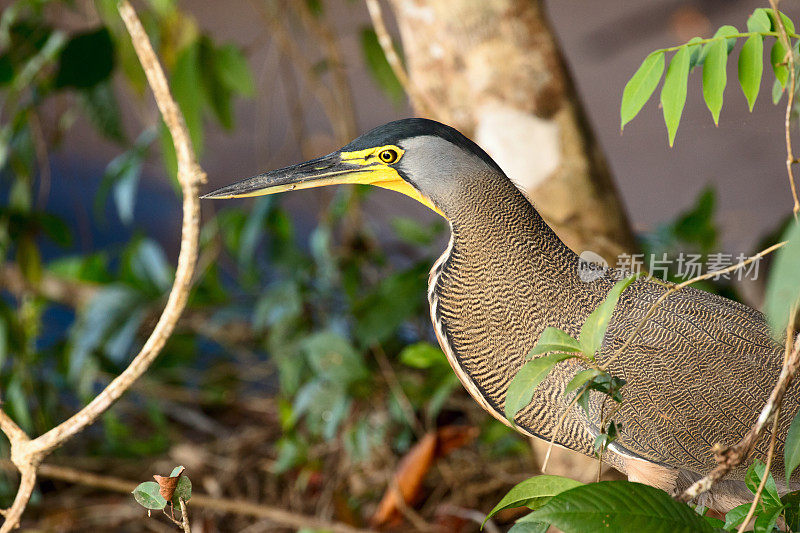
[202, 118, 505, 218]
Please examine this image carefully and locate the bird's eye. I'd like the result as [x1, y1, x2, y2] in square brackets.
[378, 149, 399, 164]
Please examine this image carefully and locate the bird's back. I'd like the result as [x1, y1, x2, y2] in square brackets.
[602, 277, 797, 481]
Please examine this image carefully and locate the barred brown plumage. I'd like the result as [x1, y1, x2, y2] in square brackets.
[204, 117, 799, 512]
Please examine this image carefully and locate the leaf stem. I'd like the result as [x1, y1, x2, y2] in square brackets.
[653, 31, 796, 55]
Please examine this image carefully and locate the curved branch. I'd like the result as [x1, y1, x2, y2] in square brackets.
[0, 1, 205, 530]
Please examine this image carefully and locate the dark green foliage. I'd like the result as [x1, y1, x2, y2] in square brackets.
[55, 27, 114, 89]
[360, 27, 404, 105]
[529, 481, 714, 533]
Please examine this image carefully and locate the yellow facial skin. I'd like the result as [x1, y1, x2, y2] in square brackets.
[206, 145, 444, 218]
[339, 146, 443, 216]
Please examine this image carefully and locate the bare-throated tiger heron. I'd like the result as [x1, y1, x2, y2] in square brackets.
[203, 118, 799, 510]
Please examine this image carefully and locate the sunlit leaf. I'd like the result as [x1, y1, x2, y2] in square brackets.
[745, 459, 782, 509]
[723, 503, 751, 530]
[660, 46, 691, 146]
[505, 353, 576, 423]
[702, 38, 727, 125]
[565, 368, 603, 395]
[484, 475, 583, 526]
[527, 327, 584, 359]
[579, 274, 641, 357]
[620, 52, 665, 130]
[399, 342, 445, 369]
[738, 34, 763, 111]
[747, 9, 771, 33]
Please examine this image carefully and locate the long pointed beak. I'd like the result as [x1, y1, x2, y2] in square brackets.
[201, 151, 375, 200]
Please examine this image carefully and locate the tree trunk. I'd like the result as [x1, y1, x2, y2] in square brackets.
[389, 0, 636, 264]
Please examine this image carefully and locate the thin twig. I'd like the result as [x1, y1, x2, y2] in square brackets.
[768, 0, 800, 218]
[250, 0, 350, 143]
[541, 388, 587, 473]
[0, 2, 205, 530]
[178, 498, 191, 533]
[0, 461, 374, 533]
[363, 0, 437, 116]
[372, 345, 425, 438]
[736, 404, 781, 533]
[292, 0, 357, 139]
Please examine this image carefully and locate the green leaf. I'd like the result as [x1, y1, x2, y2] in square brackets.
[527, 327, 584, 359]
[505, 353, 576, 422]
[745, 459, 782, 509]
[565, 369, 603, 395]
[78, 82, 125, 144]
[530, 481, 714, 533]
[213, 43, 254, 97]
[747, 9, 772, 33]
[738, 35, 764, 111]
[754, 503, 783, 533]
[687, 37, 705, 70]
[399, 342, 445, 369]
[764, 222, 800, 339]
[391, 216, 444, 245]
[579, 274, 641, 357]
[171, 40, 204, 154]
[484, 475, 583, 526]
[55, 27, 114, 89]
[723, 503, 751, 530]
[702, 38, 727, 125]
[17, 234, 42, 284]
[302, 331, 368, 389]
[768, 9, 796, 36]
[781, 490, 800, 531]
[772, 77, 785, 104]
[197, 36, 234, 130]
[130, 239, 173, 292]
[785, 410, 800, 483]
[620, 52, 665, 130]
[696, 26, 739, 67]
[771, 39, 789, 88]
[360, 27, 404, 105]
[508, 513, 550, 533]
[660, 46, 691, 146]
[132, 481, 167, 510]
[171, 473, 192, 506]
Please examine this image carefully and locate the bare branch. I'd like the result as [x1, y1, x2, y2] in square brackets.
[0, 1, 205, 529]
[0, 461, 375, 533]
[768, 0, 800, 218]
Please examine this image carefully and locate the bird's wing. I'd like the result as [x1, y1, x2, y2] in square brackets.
[597, 279, 795, 478]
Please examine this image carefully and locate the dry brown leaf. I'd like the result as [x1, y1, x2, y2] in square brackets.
[370, 426, 478, 528]
[153, 466, 185, 502]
